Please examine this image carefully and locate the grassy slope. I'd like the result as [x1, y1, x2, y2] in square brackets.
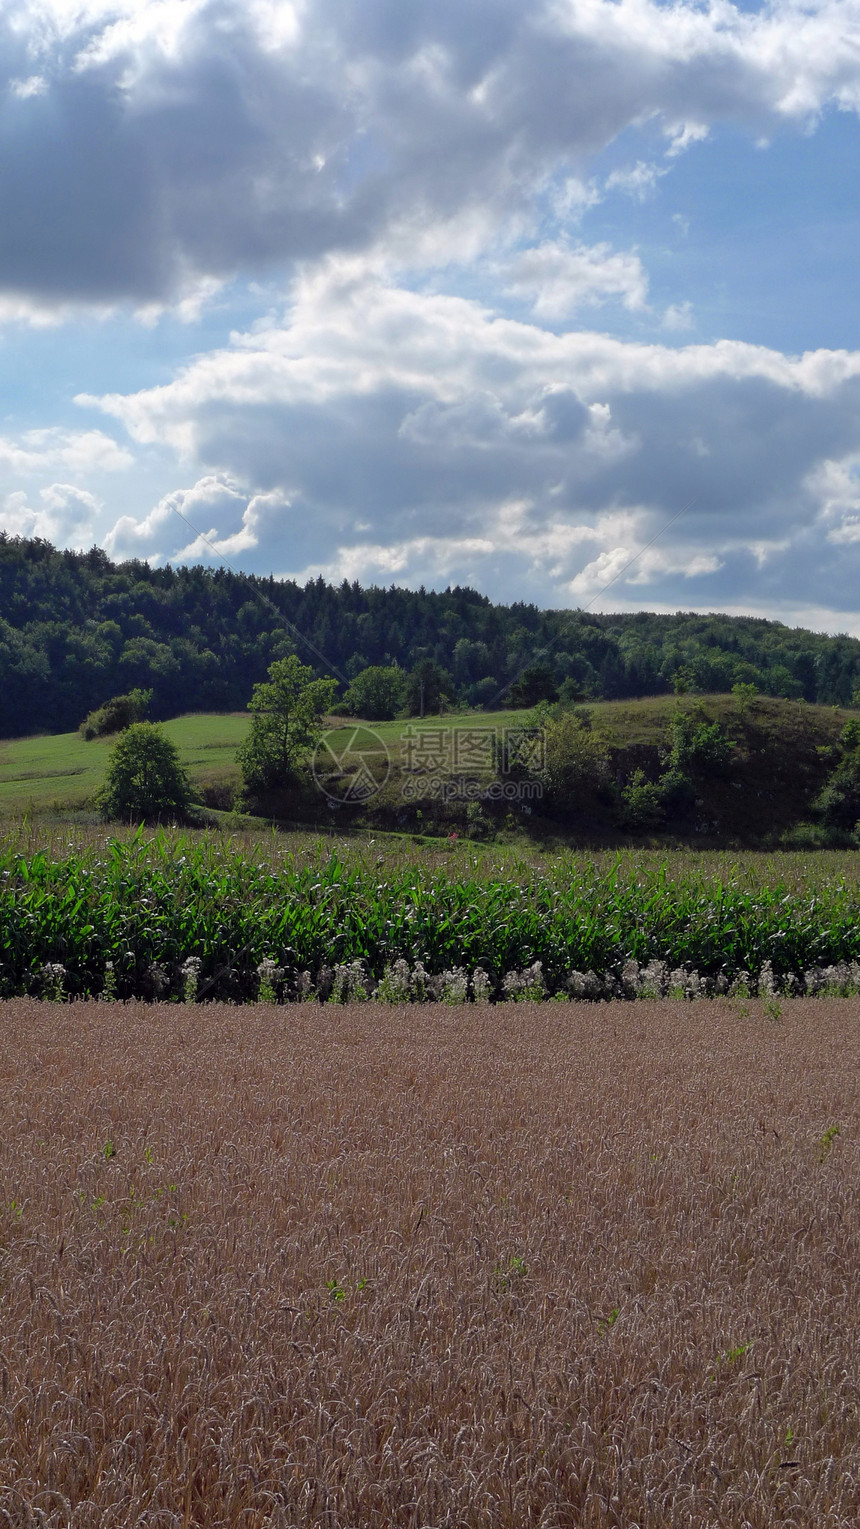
[0, 710, 536, 816]
[0, 696, 853, 842]
[0, 713, 252, 813]
[588, 693, 852, 840]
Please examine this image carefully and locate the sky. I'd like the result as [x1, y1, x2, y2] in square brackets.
[2, 0, 860, 632]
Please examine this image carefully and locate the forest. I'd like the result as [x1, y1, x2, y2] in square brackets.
[2, 533, 860, 737]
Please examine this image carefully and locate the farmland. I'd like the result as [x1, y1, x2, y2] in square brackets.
[1, 997, 859, 1525]
[3, 826, 860, 1001]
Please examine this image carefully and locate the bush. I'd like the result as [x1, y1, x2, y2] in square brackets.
[667, 707, 733, 774]
[731, 681, 758, 713]
[538, 711, 610, 809]
[619, 769, 665, 830]
[465, 801, 494, 839]
[658, 766, 696, 819]
[94, 723, 194, 822]
[79, 688, 152, 740]
[816, 749, 860, 834]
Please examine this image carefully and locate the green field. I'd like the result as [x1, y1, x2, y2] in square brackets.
[0, 713, 253, 813]
[0, 708, 537, 816]
[0, 696, 856, 849]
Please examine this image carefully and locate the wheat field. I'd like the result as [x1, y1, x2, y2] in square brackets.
[0, 998, 859, 1526]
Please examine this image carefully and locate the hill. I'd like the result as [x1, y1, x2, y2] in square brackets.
[2, 534, 860, 739]
[0, 714, 250, 816]
[1, 694, 856, 847]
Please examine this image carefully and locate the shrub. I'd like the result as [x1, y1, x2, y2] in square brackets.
[816, 749, 860, 834]
[465, 801, 493, 839]
[731, 681, 758, 713]
[840, 718, 860, 752]
[79, 687, 152, 740]
[667, 707, 733, 774]
[539, 711, 610, 808]
[94, 722, 194, 823]
[619, 769, 664, 830]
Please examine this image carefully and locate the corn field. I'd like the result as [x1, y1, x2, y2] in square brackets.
[3, 828, 860, 1000]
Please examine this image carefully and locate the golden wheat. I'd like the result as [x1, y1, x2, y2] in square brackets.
[0, 998, 858, 1525]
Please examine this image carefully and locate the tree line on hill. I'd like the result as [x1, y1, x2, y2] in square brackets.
[2, 533, 860, 738]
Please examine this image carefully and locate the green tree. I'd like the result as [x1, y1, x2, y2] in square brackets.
[732, 681, 758, 715]
[237, 655, 337, 791]
[841, 718, 860, 751]
[816, 722, 860, 834]
[95, 723, 193, 822]
[816, 751, 860, 834]
[343, 665, 404, 721]
[672, 664, 698, 695]
[404, 659, 452, 717]
[509, 663, 559, 708]
[538, 711, 610, 808]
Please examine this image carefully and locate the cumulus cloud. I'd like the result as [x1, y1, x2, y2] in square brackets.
[503, 240, 649, 319]
[83, 261, 860, 610]
[0, 427, 133, 475]
[1, 483, 101, 546]
[3, 0, 860, 627]
[1, 0, 860, 308]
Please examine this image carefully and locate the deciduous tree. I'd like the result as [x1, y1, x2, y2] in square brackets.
[95, 722, 193, 822]
[237, 655, 337, 791]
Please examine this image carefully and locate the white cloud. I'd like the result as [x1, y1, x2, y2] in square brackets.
[0, 427, 133, 474]
[503, 240, 649, 319]
[551, 176, 602, 222]
[605, 162, 667, 200]
[662, 301, 694, 331]
[1, 483, 101, 546]
[664, 120, 710, 156]
[808, 453, 860, 543]
[81, 262, 860, 611]
[103, 474, 249, 560]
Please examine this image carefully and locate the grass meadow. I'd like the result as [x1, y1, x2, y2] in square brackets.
[1, 694, 847, 824]
[0, 714, 253, 814]
[0, 710, 540, 819]
[0, 998, 859, 1525]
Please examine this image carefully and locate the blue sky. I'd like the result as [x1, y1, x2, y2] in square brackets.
[2, 0, 860, 633]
